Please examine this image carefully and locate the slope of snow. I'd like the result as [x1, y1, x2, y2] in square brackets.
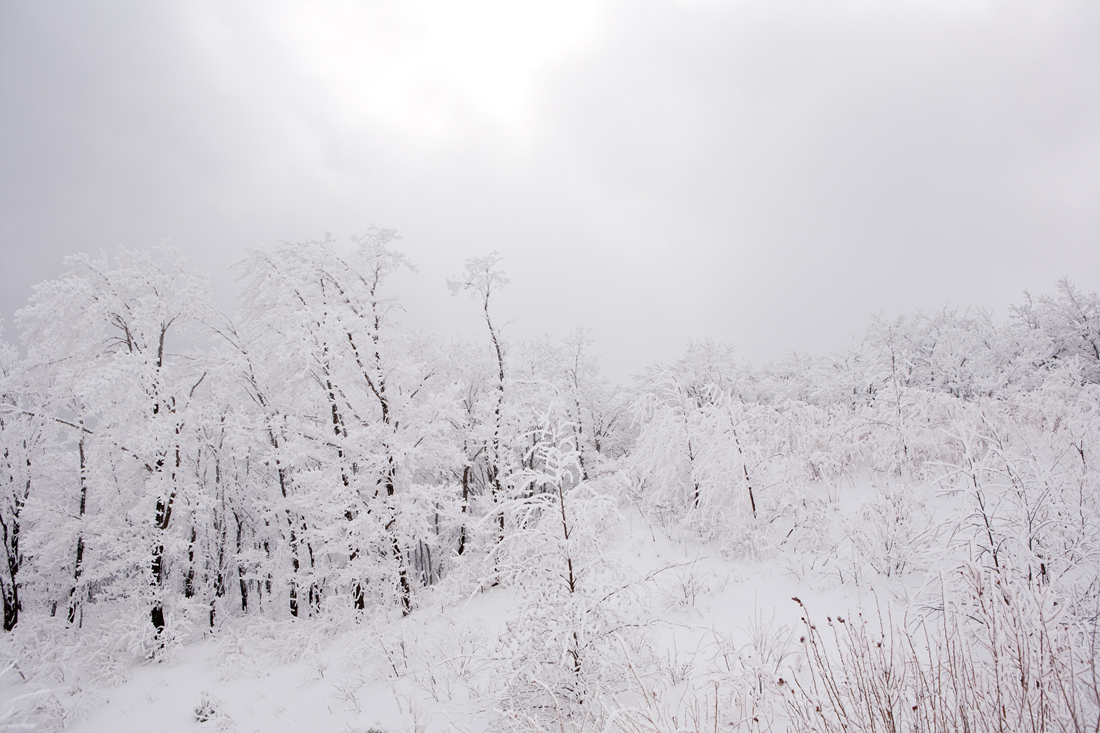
[20, 498, 892, 733]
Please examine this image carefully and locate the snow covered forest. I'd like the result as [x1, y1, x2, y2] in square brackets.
[1, 238, 1099, 732]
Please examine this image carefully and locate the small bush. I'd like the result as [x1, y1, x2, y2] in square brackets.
[786, 566, 1100, 733]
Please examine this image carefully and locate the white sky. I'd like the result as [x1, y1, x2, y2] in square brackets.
[1, 0, 1097, 380]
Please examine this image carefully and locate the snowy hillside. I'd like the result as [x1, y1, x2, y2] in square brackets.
[2, 245, 1098, 732]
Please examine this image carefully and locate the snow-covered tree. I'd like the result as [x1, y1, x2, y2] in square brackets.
[449, 253, 511, 540]
[0, 327, 43, 630]
[1014, 278, 1100, 384]
[237, 231, 458, 616]
[15, 246, 216, 633]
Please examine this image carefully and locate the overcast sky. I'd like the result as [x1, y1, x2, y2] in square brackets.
[2, 0, 1097, 380]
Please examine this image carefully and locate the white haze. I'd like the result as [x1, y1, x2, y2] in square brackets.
[1, 0, 1097, 381]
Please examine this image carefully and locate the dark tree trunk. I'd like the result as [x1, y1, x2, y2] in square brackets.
[457, 464, 471, 556]
[1, 446, 30, 631]
[68, 434, 89, 625]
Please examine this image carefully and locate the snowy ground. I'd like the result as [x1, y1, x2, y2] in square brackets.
[4, 491, 904, 733]
[7, 456, 1091, 733]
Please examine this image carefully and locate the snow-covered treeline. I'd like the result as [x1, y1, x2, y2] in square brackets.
[0, 238, 630, 638]
[1, 238, 1098, 732]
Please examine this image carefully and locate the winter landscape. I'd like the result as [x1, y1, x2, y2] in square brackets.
[1, 243, 1098, 732]
[1, 2, 1098, 732]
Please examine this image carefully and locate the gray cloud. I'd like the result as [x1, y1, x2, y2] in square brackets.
[2, 0, 1097, 379]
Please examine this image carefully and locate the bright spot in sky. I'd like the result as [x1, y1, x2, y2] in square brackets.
[250, 1, 602, 146]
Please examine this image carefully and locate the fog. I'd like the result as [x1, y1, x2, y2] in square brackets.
[2, 0, 1097, 380]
